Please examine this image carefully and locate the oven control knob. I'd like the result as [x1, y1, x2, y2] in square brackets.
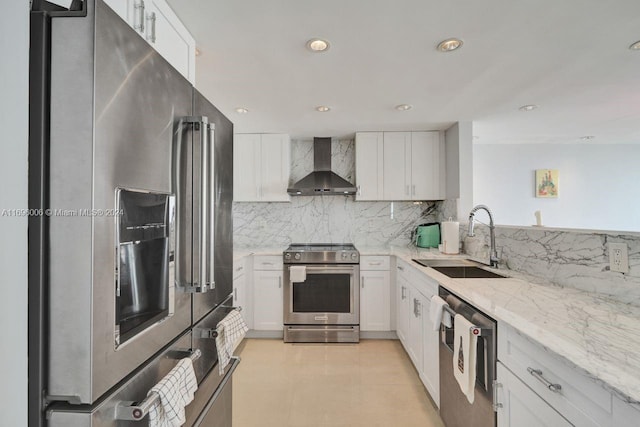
[294, 253, 301, 260]
[342, 252, 348, 260]
[351, 253, 357, 260]
[285, 253, 291, 260]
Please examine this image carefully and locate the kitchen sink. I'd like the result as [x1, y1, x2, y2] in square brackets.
[411, 258, 507, 279]
[430, 266, 506, 279]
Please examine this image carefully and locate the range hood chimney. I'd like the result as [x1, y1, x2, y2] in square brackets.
[287, 138, 357, 196]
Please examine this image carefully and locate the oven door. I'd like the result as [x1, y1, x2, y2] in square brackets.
[283, 264, 359, 325]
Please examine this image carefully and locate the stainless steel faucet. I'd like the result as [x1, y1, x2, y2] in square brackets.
[468, 204, 499, 267]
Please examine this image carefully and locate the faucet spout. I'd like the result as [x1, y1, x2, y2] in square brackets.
[468, 204, 499, 267]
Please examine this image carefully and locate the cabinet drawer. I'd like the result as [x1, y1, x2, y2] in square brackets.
[498, 323, 612, 427]
[253, 255, 283, 270]
[360, 256, 390, 270]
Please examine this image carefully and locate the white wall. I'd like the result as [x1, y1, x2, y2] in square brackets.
[444, 122, 473, 220]
[474, 143, 640, 231]
[0, 2, 29, 426]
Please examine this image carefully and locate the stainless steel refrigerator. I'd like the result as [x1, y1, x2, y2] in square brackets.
[28, 1, 237, 425]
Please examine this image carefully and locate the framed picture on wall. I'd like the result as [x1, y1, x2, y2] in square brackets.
[535, 169, 559, 198]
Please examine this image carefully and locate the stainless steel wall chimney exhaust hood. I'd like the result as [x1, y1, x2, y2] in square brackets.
[287, 138, 357, 196]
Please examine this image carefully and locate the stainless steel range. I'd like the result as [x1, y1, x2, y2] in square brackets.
[283, 244, 360, 343]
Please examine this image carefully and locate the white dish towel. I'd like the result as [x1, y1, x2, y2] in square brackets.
[215, 308, 248, 374]
[453, 313, 478, 404]
[147, 357, 198, 427]
[429, 295, 452, 330]
[289, 265, 306, 282]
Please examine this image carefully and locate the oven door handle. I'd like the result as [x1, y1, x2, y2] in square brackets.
[296, 266, 357, 273]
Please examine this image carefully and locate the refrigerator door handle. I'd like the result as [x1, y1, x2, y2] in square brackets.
[175, 116, 213, 294]
[192, 357, 241, 427]
[207, 123, 216, 291]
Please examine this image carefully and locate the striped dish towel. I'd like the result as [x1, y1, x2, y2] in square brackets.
[215, 308, 248, 375]
[147, 357, 198, 427]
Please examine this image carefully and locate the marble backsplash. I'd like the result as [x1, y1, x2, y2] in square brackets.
[233, 138, 440, 248]
[233, 198, 438, 247]
[464, 224, 640, 306]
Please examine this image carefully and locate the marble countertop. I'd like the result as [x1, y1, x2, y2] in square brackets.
[234, 245, 640, 404]
[392, 250, 640, 405]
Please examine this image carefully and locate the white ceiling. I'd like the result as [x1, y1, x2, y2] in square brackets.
[167, 0, 640, 143]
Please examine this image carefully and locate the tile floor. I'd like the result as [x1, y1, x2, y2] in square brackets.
[232, 339, 446, 427]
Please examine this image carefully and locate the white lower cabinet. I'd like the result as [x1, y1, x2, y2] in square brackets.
[360, 256, 391, 332]
[360, 270, 391, 331]
[406, 286, 423, 371]
[232, 257, 251, 329]
[395, 263, 411, 344]
[497, 362, 572, 427]
[612, 396, 640, 426]
[418, 276, 440, 408]
[394, 258, 440, 407]
[252, 270, 283, 330]
[251, 256, 284, 331]
[497, 322, 614, 427]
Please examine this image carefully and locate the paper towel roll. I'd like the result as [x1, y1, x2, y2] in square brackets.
[441, 220, 460, 254]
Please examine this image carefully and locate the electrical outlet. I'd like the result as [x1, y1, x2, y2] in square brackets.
[609, 242, 629, 273]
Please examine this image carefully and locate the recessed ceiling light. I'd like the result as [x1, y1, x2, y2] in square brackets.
[580, 135, 595, 141]
[629, 41, 640, 50]
[306, 38, 330, 52]
[437, 38, 463, 52]
[235, 107, 249, 114]
[316, 106, 331, 112]
[519, 104, 538, 112]
[395, 104, 412, 111]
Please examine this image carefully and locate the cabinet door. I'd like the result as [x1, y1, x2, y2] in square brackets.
[395, 266, 410, 345]
[360, 270, 391, 331]
[407, 286, 424, 372]
[103, 0, 136, 26]
[233, 257, 253, 330]
[233, 134, 261, 201]
[613, 396, 640, 426]
[382, 132, 411, 200]
[355, 132, 383, 200]
[144, 0, 196, 83]
[252, 270, 283, 330]
[496, 362, 572, 427]
[420, 290, 440, 407]
[259, 134, 290, 202]
[411, 131, 443, 200]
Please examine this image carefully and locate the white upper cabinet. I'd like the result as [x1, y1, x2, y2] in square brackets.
[355, 131, 445, 201]
[355, 132, 384, 200]
[103, 0, 196, 84]
[234, 134, 291, 202]
[382, 132, 412, 200]
[410, 131, 445, 200]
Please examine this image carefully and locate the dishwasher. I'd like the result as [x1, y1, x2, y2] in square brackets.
[439, 287, 498, 427]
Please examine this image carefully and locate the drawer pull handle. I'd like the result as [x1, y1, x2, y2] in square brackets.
[527, 367, 562, 393]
